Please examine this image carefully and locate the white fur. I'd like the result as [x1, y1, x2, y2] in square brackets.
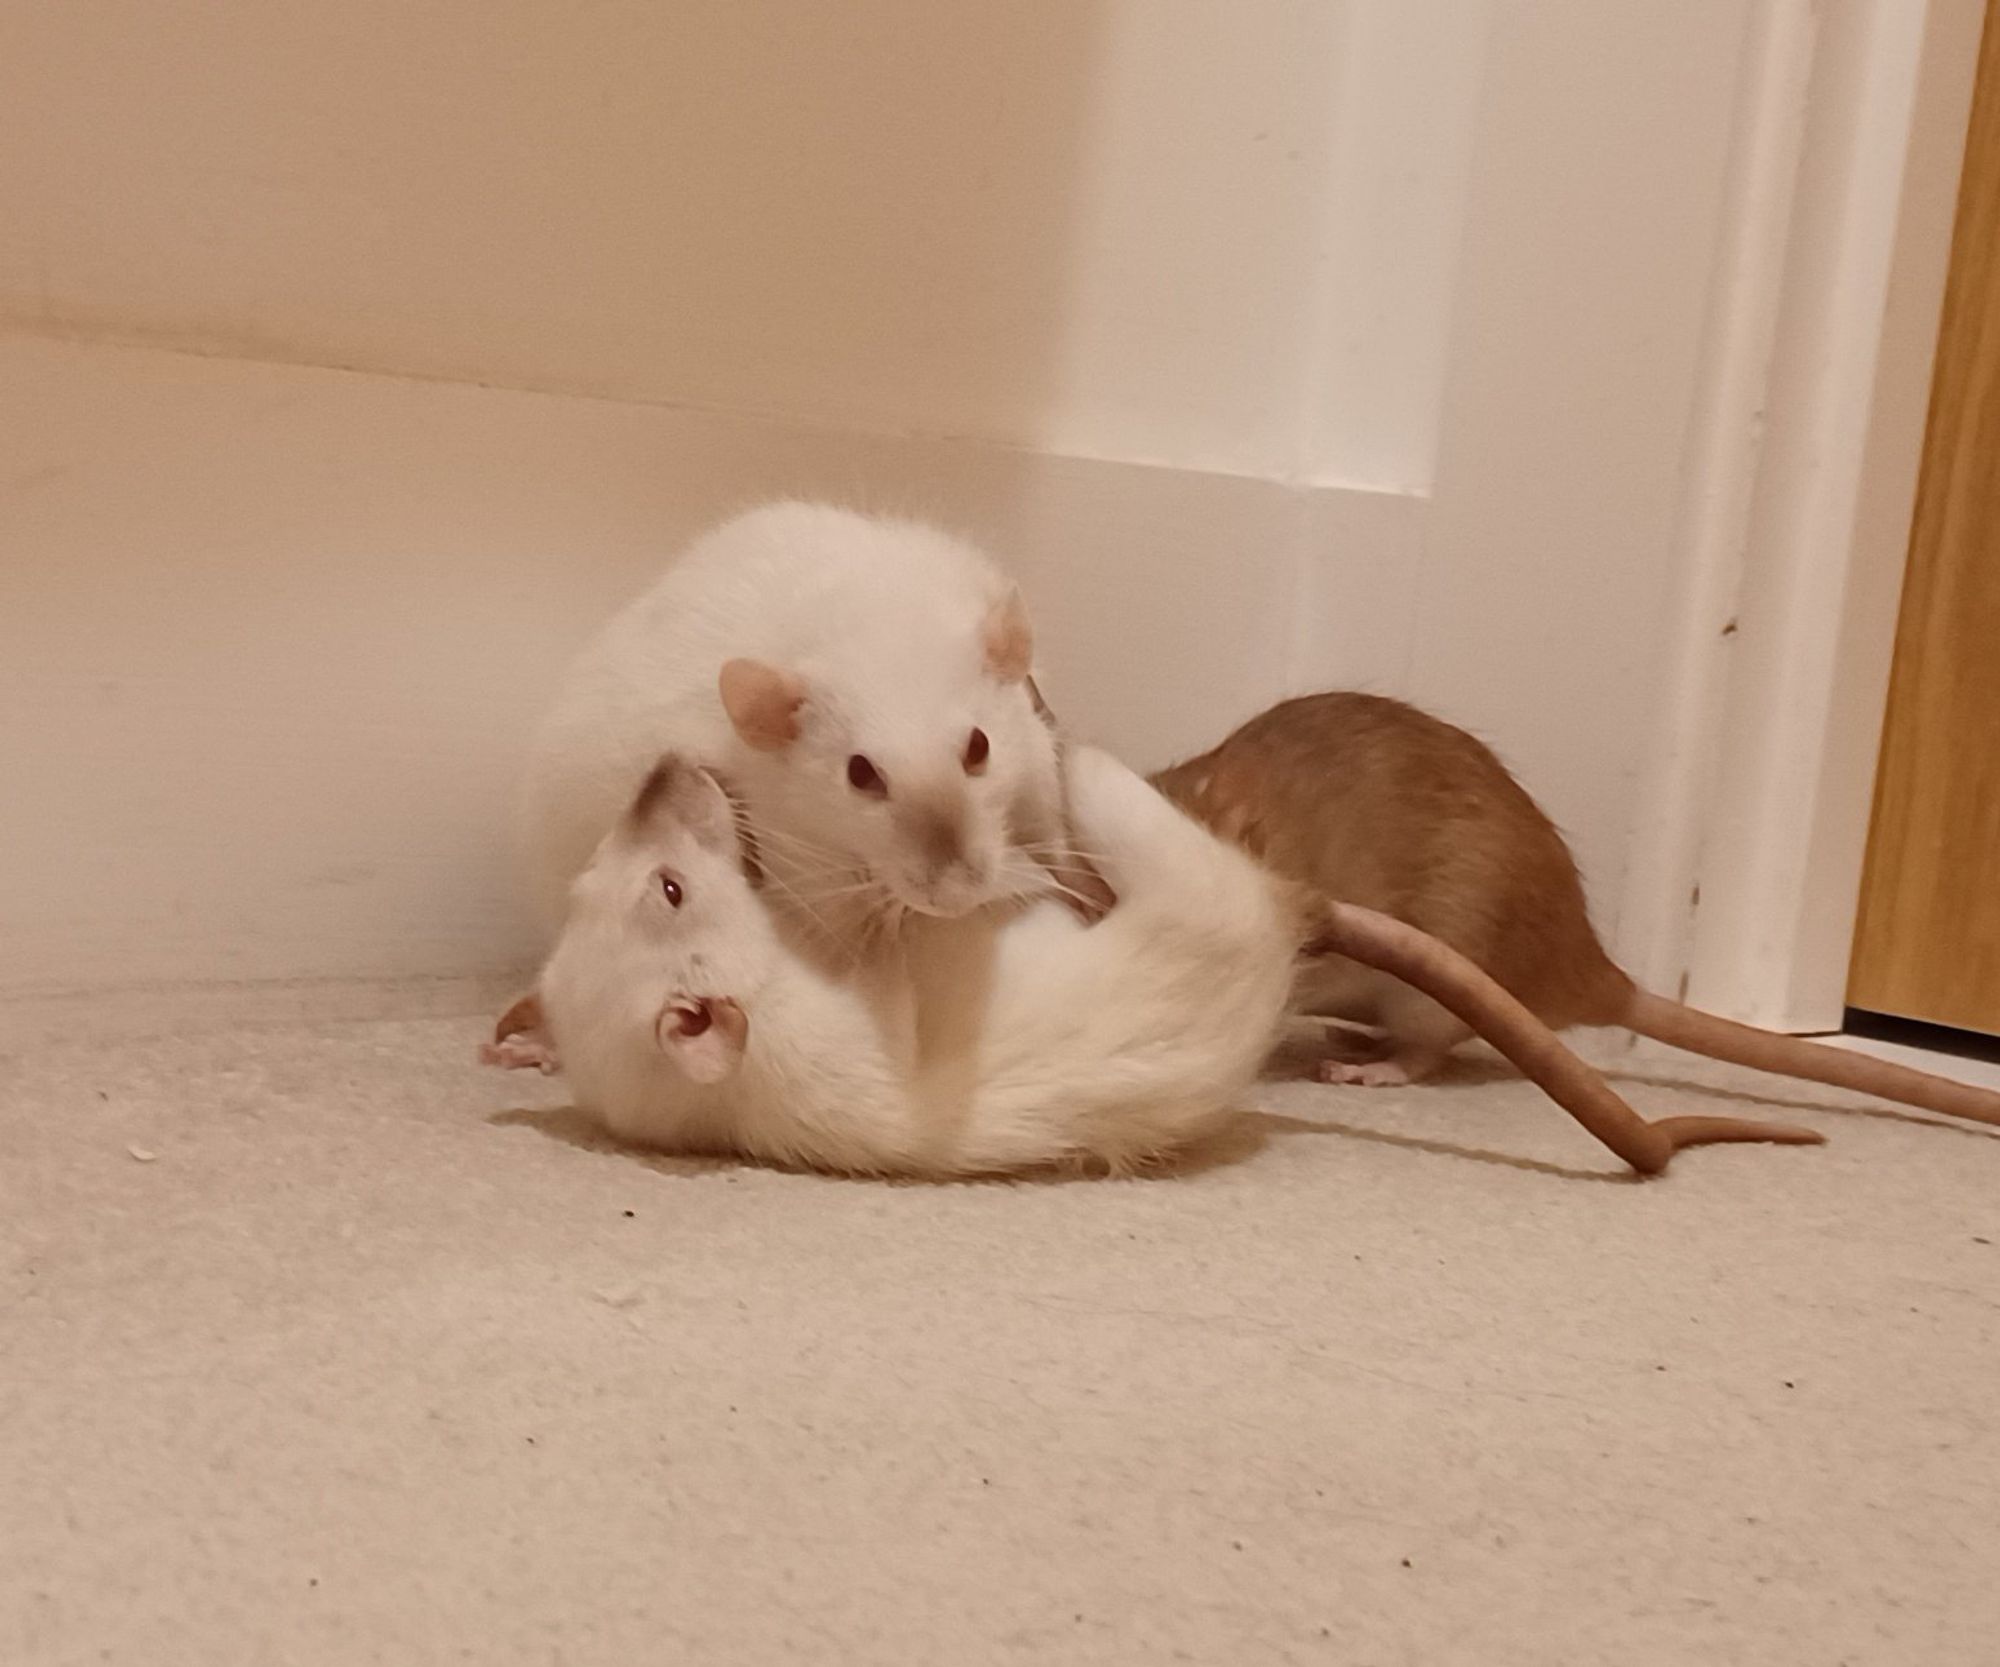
[522, 502, 1063, 932]
[537, 747, 1295, 1177]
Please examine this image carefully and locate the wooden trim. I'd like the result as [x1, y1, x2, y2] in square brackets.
[1848, 0, 2000, 1033]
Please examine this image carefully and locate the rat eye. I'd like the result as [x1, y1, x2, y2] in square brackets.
[963, 727, 990, 774]
[846, 754, 888, 797]
[656, 870, 684, 908]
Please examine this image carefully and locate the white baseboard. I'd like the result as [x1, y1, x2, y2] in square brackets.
[1, 330, 1422, 1016]
[1681, 0, 1980, 1031]
[0, 972, 525, 1055]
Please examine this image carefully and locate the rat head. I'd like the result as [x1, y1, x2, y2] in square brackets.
[717, 583, 1059, 918]
[539, 756, 768, 1086]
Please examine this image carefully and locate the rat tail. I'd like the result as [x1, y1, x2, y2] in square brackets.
[1301, 904, 1823, 1174]
[1620, 989, 2000, 1129]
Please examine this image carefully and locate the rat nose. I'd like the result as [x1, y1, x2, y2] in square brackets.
[898, 794, 970, 878]
[918, 848, 996, 915]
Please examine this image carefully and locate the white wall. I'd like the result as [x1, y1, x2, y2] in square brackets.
[1, 0, 1803, 1034]
[0, 0, 1482, 489]
[0, 333, 1312, 1034]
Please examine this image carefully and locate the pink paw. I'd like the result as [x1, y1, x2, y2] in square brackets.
[479, 1036, 559, 1074]
[1315, 1058, 1413, 1088]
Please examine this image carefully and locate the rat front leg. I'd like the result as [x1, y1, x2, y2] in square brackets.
[1317, 1052, 1448, 1088]
[479, 991, 559, 1074]
[482, 1035, 559, 1073]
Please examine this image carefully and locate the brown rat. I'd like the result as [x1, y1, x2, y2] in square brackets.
[1153, 691, 2000, 1129]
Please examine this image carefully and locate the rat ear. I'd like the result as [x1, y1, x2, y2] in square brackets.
[982, 586, 1033, 684]
[655, 996, 750, 1085]
[627, 754, 738, 852]
[719, 658, 807, 751]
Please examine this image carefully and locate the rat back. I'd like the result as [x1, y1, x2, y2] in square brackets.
[1152, 692, 1626, 1029]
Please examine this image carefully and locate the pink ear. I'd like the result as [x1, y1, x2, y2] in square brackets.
[655, 997, 749, 1084]
[719, 659, 806, 751]
[982, 586, 1033, 684]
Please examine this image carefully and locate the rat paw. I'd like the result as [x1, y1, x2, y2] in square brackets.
[479, 1036, 560, 1074]
[1316, 1057, 1414, 1088]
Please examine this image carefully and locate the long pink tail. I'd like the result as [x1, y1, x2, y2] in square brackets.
[1624, 991, 2000, 1128]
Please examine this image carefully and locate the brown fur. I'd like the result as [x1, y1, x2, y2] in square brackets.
[1156, 691, 2000, 1130]
[1155, 693, 1626, 1031]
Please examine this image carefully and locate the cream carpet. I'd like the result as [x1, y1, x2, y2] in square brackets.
[5, 1011, 1997, 1666]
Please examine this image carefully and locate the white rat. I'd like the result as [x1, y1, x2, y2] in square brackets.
[530, 744, 1296, 1176]
[522, 503, 1088, 943]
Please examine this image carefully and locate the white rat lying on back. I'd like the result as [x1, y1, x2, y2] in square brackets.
[532, 744, 1295, 1176]
[522, 502, 1083, 942]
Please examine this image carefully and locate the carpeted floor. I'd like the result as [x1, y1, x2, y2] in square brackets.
[4, 1011, 1997, 1665]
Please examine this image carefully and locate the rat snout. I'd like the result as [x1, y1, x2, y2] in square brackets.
[905, 865, 991, 917]
[905, 797, 967, 874]
[890, 792, 995, 916]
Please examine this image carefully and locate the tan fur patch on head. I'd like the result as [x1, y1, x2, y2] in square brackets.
[628, 757, 686, 826]
[626, 755, 738, 852]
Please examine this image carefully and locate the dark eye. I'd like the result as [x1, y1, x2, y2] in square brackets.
[963, 727, 990, 774]
[846, 754, 888, 797]
[657, 870, 684, 908]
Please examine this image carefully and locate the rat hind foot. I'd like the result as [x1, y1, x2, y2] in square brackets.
[1317, 1053, 1454, 1088]
[1315, 988, 1467, 1088]
[1318, 1056, 1414, 1087]
[1311, 1023, 1438, 1086]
